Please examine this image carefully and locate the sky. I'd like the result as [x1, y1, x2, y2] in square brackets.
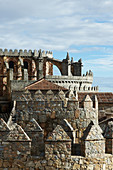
[0, 0, 113, 92]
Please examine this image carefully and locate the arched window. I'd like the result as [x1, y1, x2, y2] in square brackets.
[9, 61, 14, 69]
[24, 61, 28, 69]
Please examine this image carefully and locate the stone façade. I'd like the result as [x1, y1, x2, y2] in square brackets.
[0, 48, 98, 97]
[0, 48, 113, 169]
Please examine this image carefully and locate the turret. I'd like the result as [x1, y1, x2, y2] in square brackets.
[61, 52, 72, 76]
[36, 49, 44, 80]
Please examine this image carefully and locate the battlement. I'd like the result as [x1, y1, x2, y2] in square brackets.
[83, 70, 93, 77]
[45, 73, 98, 91]
[0, 48, 53, 58]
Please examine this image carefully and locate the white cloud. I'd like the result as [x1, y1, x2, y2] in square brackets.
[85, 56, 113, 67]
[0, 1, 113, 57]
[1, 0, 113, 50]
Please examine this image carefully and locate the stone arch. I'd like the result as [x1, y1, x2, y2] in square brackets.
[23, 59, 32, 80]
[9, 61, 14, 69]
[24, 61, 28, 69]
[46, 58, 62, 75]
[7, 58, 18, 80]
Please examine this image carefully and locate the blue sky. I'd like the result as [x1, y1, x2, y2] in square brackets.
[0, 0, 113, 92]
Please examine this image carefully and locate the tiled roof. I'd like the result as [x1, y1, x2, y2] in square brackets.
[78, 92, 113, 103]
[25, 79, 68, 91]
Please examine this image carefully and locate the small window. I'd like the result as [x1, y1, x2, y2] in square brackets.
[24, 61, 28, 69]
[9, 61, 14, 69]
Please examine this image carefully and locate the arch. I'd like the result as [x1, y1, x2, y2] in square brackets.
[24, 61, 28, 69]
[53, 65, 61, 75]
[9, 61, 14, 69]
[46, 58, 62, 75]
[8, 59, 18, 71]
[8, 59, 18, 80]
[5, 57, 18, 71]
[23, 59, 32, 80]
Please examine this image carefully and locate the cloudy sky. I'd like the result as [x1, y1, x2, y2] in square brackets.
[0, 0, 113, 92]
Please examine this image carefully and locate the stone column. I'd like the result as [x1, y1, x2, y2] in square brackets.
[22, 68, 28, 81]
[9, 68, 13, 81]
[7, 68, 13, 95]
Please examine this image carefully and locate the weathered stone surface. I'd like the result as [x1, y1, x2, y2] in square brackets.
[6, 123, 31, 141]
[24, 118, 43, 132]
[46, 125, 71, 141]
[83, 95, 93, 109]
[82, 121, 104, 141]
[0, 118, 10, 131]
[81, 121, 105, 158]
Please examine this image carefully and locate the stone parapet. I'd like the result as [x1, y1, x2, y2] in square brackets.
[0, 48, 53, 58]
[0, 154, 112, 169]
[45, 75, 98, 92]
[81, 121, 105, 158]
[45, 125, 72, 169]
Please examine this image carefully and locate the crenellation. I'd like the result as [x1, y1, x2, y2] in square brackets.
[24, 49, 28, 56]
[89, 70, 93, 76]
[9, 49, 13, 54]
[4, 48, 8, 55]
[19, 49, 24, 56]
[34, 49, 38, 57]
[14, 49, 18, 55]
[28, 49, 32, 56]
[0, 48, 3, 55]
[46, 51, 53, 58]
[0, 48, 53, 58]
[42, 50, 45, 55]
[86, 71, 88, 76]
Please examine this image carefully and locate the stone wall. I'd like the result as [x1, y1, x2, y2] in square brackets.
[12, 90, 98, 144]
[0, 155, 112, 169]
[24, 118, 44, 156]
[0, 117, 112, 169]
[0, 49, 53, 96]
[45, 125, 72, 169]
[81, 121, 105, 158]
[0, 119, 31, 163]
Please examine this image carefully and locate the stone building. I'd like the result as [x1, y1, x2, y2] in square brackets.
[0, 48, 113, 169]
